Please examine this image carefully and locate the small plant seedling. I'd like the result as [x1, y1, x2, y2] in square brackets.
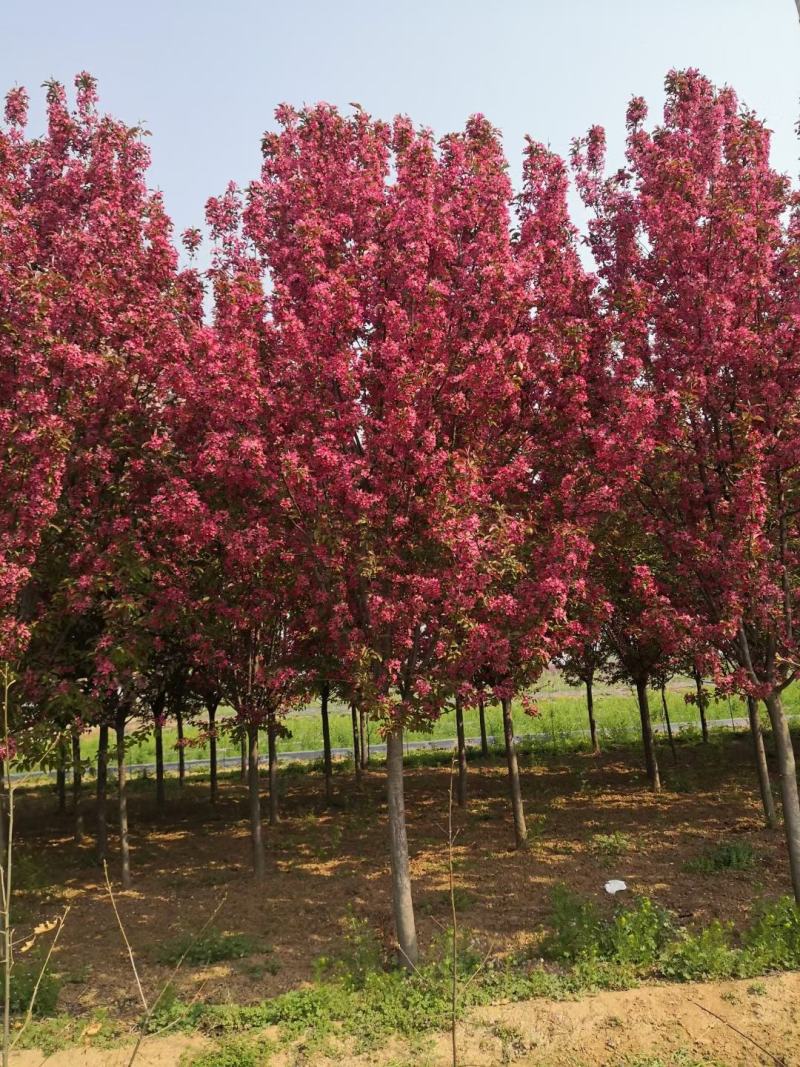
[590, 831, 633, 858]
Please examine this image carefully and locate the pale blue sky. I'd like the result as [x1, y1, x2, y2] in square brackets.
[3, 1, 799, 254]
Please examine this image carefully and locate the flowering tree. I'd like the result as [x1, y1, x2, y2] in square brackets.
[576, 70, 800, 897]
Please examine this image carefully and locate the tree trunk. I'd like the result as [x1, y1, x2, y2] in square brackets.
[96, 724, 108, 863]
[763, 692, 800, 903]
[208, 701, 218, 806]
[586, 678, 599, 754]
[351, 702, 362, 785]
[748, 697, 776, 829]
[386, 727, 418, 970]
[660, 684, 678, 764]
[71, 730, 83, 843]
[268, 719, 279, 827]
[478, 694, 489, 758]
[0, 759, 6, 872]
[320, 682, 333, 804]
[57, 736, 67, 814]
[240, 732, 247, 782]
[635, 678, 661, 793]
[176, 708, 185, 786]
[455, 694, 467, 807]
[247, 723, 266, 882]
[359, 707, 368, 769]
[501, 696, 527, 848]
[154, 720, 165, 814]
[694, 671, 709, 744]
[115, 712, 131, 889]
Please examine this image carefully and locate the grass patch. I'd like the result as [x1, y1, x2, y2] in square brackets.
[155, 930, 260, 967]
[684, 840, 757, 874]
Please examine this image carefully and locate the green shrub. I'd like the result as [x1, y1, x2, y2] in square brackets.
[10, 963, 60, 1016]
[660, 921, 741, 981]
[541, 888, 672, 968]
[540, 886, 604, 962]
[742, 895, 800, 971]
[607, 897, 673, 966]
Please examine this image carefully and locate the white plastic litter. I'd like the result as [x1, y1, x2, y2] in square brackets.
[604, 879, 627, 895]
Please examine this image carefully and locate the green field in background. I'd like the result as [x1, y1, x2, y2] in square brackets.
[65, 680, 800, 770]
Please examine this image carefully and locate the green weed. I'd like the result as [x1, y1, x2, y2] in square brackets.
[684, 840, 757, 874]
[155, 930, 259, 967]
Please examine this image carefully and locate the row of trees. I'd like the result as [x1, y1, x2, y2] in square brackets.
[2, 69, 799, 967]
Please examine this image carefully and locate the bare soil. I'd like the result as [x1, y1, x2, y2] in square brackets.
[9, 734, 799, 1063]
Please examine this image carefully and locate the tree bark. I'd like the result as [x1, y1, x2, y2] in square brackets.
[763, 692, 800, 903]
[386, 727, 418, 970]
[359, 707, 368, 769]
[501, 696, 527, 847]
[267, 718, 279, 827]
[635, 677, 661, 793]
[96, 724, 108, 863]
[176, 707, 185, 786]
[320, 682, 333, 804]
[478, 693, 489, 758]
[586, 678, 599, 754]
[455, 694, 467, 807]
[71, 730, 83, 843]
[154, 720, 165, 814]
[351, 702, 362, 785]
[748, 697, 776, 829]
[247, 723, 266, 882]
[240, 732, 247, 782]
[57, 736, 67, 814]
[208, 701, 218, 806]
[694, 671, 709, 744]
[115, 712, 131, 889]
[660, 684, 678, 764]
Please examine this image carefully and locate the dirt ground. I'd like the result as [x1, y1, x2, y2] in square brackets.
[10, 972, 800, 1065]
[9, 734, 799, 1063]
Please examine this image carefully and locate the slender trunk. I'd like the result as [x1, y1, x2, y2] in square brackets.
[351, 702, 362, 785]
[478, 694, 489, 758]
[763, 692, 800, 903]
[359, 707, 368, 769]
[240, 732, 247, 782]
[115, 712, 131, 889]
[455, 694, 467, 808]
[208, 702, 218, 806]
[0, 760, 5, 875]
[176, 708, 185, 786]
[635, 678, 661, 793]
[57, 736, 67, 814]
[154, 721, 165, 814]
[386, 727, 418, 970]
[96, 724, 108, 863]
[0, 759, 5, 870]
[268, 719, 279, 827]
[694, 671, 709, 744]
[660, 684, 678, 764]
[586, 678, 599, 754]
[247, 724, 266, 882]
[748, 697, 776, 829]
[320, 683, 333, 804]
[71, 730, 83, 843]
[501, 696, 527, 847]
